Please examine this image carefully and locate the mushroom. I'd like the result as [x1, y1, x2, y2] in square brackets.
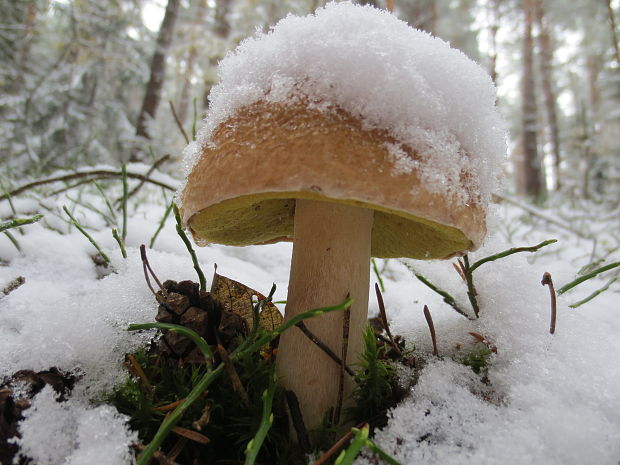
[178, 3, 503, 430]
[179, 101, 487, 427]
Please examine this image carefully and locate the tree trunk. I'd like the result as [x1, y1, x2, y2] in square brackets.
[517, 0, 544, 198]
[533, 0, 561, 190]
[135, 0, 180, 140]
[177, 0, 207, 124]
[606, 0, 620, 67]
[487, 0, 500, 85]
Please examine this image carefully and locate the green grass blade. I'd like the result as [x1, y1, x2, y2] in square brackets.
[112, 228, 127, 258]
[372, 258, 385, 293]
[62, 206, 110, 265]
[569, 276, 618, 308]
[365, 437, 404, 465]
[335, 426, 369, 465]
[128, 322, 214, 365]
[558, 261, 620, 295]
[0, 214, 43, 233]
[244, 371, 277, 465]
[149, 201, 173, 249]
[3, 230, 21, 252]
[469, 239, 557, 273]
[121, 164, 128, 241]
[92, 180, 119, 225]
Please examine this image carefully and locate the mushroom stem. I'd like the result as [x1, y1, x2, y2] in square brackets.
[276, 199, 374, 429]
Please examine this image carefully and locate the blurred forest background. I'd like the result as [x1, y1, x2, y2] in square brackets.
[1, 0, 619, 205]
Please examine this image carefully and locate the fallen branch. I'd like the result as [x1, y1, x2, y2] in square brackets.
[1, 169, 176, 202]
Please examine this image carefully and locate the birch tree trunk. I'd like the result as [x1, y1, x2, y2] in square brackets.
[518, 0, 545, 198]
[533, 0, 561, 190]
[135, 0, 180, 140]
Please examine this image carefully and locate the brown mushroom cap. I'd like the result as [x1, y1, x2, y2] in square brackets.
[180, 99, 486, 259]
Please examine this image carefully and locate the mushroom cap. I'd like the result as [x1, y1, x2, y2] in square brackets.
[180, 100, 486, 259]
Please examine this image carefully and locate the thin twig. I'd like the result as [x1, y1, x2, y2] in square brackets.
[0, 169, 175, 202]
[127, 354, 153, 394]
[217, 344, 250, 408]
[140, 245, 164, 293]
[125, 154, 172, 203]
[169, 101, 190, 144]
[423, 305, 438, 356]
[375, 283, 401, 356]
[541, 272, 557, 334]
[334, 307, 351, 425]
[295, 320, 355, 377]
[312, 423, 366, 465]
[285, 390, 310, 453]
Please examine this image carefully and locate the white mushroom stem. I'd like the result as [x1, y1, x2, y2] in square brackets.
[276, 198, 374, 429]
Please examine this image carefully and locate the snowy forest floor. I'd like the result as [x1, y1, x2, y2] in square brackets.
[0, 164, 619, 465]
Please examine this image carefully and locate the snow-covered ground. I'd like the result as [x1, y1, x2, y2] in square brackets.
[1, 179, 618, 465]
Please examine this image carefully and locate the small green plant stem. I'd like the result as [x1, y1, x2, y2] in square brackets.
[365, 438, 405, 465]
[92, 180, 119, 225]
[412, 270, 471, 319]
[569, 275, 618, 308]
[244, 372, 277, 465]
[121, 164, 128, 241]
[149, 201, 173, 248]
[462, 255, 480, 318]
[558, 261, 620, 295]
[468, 239, 557, 273]
[3, 231, 21, 251]
[112, 228, 127, 258]
[130, 297, 353, 465]
[0, 214, 43, 233]
[62, 206, 110, 265]
[333, 424, 404, 465]
[335, 425, 370, 465]
[173, 203, 207, 291]
[372, 258, 385, 293]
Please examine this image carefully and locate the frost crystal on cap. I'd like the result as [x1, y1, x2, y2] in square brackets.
[184, 1, 506, 206]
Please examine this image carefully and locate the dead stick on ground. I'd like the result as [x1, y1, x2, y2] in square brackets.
[295, 321, 355, 377]
[541, 272, 557, 334]
[312, 422, 368, 465]
[169, 101, 190, 144]
[217, 344, 251, 408]
[334, 307, 351, 425]
[285, 390, 311, 454]
[423, 305, 439, 356]
[375, 283, 402, 356]
[124, 154, 172, 203]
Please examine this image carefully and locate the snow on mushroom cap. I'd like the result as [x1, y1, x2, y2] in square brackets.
[183, 1, 506, 206]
